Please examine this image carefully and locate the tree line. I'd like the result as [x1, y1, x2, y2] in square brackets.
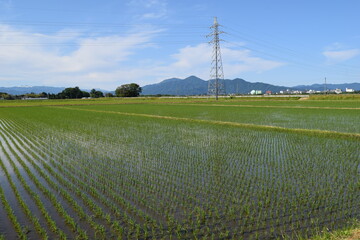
[0, 83, 142, 100]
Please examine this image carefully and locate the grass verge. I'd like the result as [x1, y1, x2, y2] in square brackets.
[309, 94, 360, 100]
[306, 220, 359, 240]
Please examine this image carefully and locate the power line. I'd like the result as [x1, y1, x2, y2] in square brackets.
[0, 41, 202, 46]
[223, 26, 360, 78]
[223, 40, 360, 79]
[0, 17, 358, 83]
[224, 26, 299, 57]
[0, 20, 208, 28]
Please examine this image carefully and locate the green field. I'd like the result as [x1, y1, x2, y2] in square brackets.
[0, 97, 359, 239]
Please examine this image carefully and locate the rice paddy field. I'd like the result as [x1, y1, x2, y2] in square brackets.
[0, 97, 359, 239]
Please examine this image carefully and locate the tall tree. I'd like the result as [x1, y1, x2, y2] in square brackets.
[115, 83, 141, 97]
[58, 87, 87, 99]
[90, 89, 104, 98]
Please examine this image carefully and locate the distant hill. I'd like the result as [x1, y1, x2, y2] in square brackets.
[225, 78, 291, 94]
[142, 76, 292, 95]
[142, 76, 207, 95]
[294, 83, 360, 91]
[2, 78, 359, 96]
[0, 86, 111, 95]
[0, 86, 65, 95]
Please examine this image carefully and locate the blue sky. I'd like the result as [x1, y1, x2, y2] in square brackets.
[0, 0, 359, 90]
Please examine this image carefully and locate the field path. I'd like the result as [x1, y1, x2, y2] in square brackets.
[346, 229, 360, 240]
[1, 99, 359, 110]
[57, 106, 360, 141]
[176, 103, 360, 110]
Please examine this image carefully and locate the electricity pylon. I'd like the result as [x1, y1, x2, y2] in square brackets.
[207, 17, 225, 100]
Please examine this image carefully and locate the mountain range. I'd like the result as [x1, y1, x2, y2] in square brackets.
[141, 76, 292, 95]
[1, 76, 359, 95]
[142, 76, 360, 95]
[0, 86, 65, 95]
[0, 86, 109, 95]
[294, 83, 360, 92]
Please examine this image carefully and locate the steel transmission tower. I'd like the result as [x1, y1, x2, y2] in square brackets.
[207, 17, 225, 100]
[324, 77, 327, 94]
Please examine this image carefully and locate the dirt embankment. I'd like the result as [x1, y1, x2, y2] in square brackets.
[345, 229, 360, 240]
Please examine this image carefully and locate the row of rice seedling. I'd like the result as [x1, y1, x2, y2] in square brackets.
[7, 110, 360, 238]
[0, 119, 129, 239]
[0, 182, 28, 240]
[190, 98, 360, 108]
[73, 103, 360, 134]
[0, 103, 359, 239]
[0, 139, 50, 239]
[1, 119, 159, 239]
[2, 131, 108, 239]
[0, 120, 92, 239]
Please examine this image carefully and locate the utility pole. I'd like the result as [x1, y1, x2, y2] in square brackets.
[207, 17, 225, 100]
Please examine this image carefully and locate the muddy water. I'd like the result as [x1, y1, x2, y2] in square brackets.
[0, 127, 78, 239]
[0, 182, 17, 239]
[0, 133, 17, 239]
[10, 122, 118, 215]
[0, 120, 107, 239]
[0, 171, 39, 239]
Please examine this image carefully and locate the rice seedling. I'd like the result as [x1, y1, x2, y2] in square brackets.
[0, 99, 358, 239]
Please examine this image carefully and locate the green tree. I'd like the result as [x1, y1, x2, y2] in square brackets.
[58, 87, 87, 99]
[115, 83, 141, 97]
[39, 92, 48, 98]
[82, 91, 90, 98]
[0, 92, 9, 99]
[90, 89, 104, 98]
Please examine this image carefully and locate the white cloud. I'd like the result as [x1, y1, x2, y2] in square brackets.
[323, 49, 360, 63]
[55, 33, 157, 72]
[45, 43, 285, 89]
[129, 0, 163, 8]
[159, 43, 285, 80]
[128, 0, 168, 20]
[0, 24, 285, 90]
[0, 24, 161, 88]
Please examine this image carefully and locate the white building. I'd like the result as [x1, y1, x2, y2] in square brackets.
[345, 88, 355, 93]
[22, 97, 48, 100]
[306, 90, 316, 94]
[250, 90, 262, 95]
[334, 89, 342, 94]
